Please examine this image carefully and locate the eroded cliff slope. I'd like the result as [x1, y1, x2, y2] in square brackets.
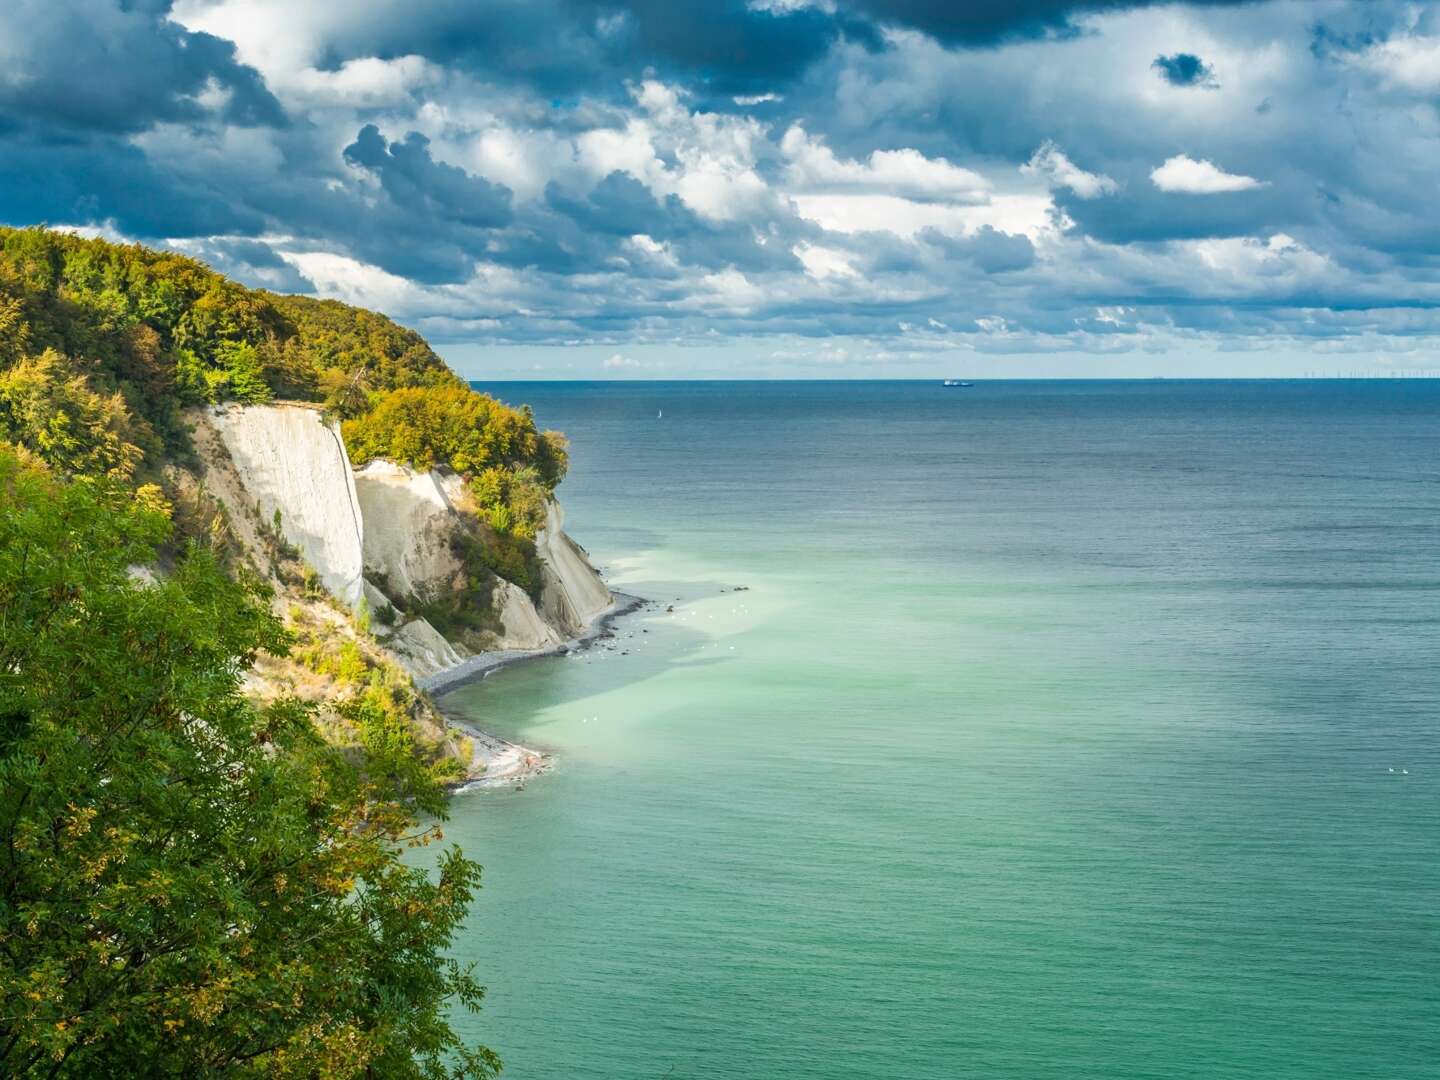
[191, 403, 610, 685]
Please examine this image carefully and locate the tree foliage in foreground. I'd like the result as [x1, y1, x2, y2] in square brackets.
[0, 448, 499, 1079]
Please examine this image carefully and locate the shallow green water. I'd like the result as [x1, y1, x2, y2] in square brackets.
[436, 381, 1439, 1079]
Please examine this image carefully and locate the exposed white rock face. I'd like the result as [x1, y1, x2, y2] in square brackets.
[352, 461, 607, 648]
[386, 616, 466, 679]
[207, 404, 365, 608]
[536, 499, 612, 636]
[353, 460, 464, 600]
[493, 578, 563, 650]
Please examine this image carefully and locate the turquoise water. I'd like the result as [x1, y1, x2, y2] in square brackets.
[439, 381, 1439, 1079]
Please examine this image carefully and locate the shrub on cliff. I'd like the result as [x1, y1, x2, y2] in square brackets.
[0, 448, 499, 1079]
[343, 385, 568, 538]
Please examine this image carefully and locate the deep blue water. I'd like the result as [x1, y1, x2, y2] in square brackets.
[441, 380, 1440, 1079]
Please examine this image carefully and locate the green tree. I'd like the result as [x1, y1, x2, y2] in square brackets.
[0, 450, 499, 1078]
[0, 351, 147, 480]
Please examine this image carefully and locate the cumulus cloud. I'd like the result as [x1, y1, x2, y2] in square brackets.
[1021, 141, 1117, 198]
[1150, 154, 1266, 194]
[782, 125, 990, 201]
[343, 125, 513, 229]
[284, 55, 441, 107]
[4, 0, 1440, 367]
[574, 81, 776, 223]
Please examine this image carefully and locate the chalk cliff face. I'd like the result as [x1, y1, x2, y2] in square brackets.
[354, 460, 608, 659]
[536, 499, 612, 636]
[206, 404, 365, 608]
[196, 404, 610, 681]
[493, 578, 564, 650]
[387, 616, 467, 678]
[353, 460, 465, 600]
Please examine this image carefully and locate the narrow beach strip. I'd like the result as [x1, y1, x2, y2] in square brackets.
[426, 592, 646, 786]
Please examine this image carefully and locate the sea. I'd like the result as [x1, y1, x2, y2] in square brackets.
[435, 380, 1439, 1080]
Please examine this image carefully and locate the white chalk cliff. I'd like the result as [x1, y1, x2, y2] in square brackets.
[536, 500, 613, 636]
[207, 404, 366, 608]
[196, 404, 610, 681]
[353, 460, 465, 599]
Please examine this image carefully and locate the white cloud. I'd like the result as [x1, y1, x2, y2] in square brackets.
[1021, 141, 1117, 199]
[188, 76, 233, 113]
[628, 233, 672, 256]
[49, 220, 134, 243]
[1188, 233, 1327, 282]
[577, 122, 666, 187]
[792, 192, 1054, 240]
[1150, 154, 1266, 194]
[734, 92, 782, 106]
[1348, 34, 1440, 93]
[284, 54, 439, 107]
[603, 352, 641, 369]
[690, 269, 767, 313]
[577, 80, 773, 222]
[171, 0, 312, 69]
[748, 0, 836, 13]
[782, 125, 990, 202]
[278, 250, 440, 313]
[793, 242, 859, 280]
[448, 125, 579, 202]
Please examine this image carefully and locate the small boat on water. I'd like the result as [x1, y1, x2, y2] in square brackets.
[942, 379, 974, 387]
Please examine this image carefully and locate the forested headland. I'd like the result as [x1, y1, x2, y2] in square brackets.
[0, 227, 546, 1076]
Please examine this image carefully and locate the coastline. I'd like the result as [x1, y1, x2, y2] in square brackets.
[428, 591, 646, 787]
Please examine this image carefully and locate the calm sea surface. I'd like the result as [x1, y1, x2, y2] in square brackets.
[438, 380, 1440, 1079]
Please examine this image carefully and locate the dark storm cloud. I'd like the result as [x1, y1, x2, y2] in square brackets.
[544, 173, 809, 273]
[577, 0, 866, 92]
[288, 0, 860, 100]
[343, 125, 513, 230]
[1151, 53, 1218, 87]
[0, 0, 284, 135]
[287, 0, 1252, 98]
[0, 125, 267, 236]
[841, 0, 1256, 46]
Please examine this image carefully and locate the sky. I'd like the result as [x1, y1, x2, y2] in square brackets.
[2, 1, 1439, 379]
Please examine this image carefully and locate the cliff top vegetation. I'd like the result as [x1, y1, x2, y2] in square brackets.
[0, 227, 564, 529]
